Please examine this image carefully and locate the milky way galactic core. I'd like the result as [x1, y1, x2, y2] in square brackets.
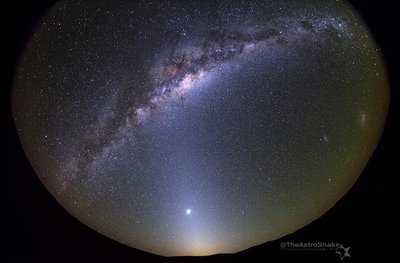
[12, 0, 388, 256]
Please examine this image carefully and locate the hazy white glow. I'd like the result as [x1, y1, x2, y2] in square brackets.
[361, 112, 367, 126]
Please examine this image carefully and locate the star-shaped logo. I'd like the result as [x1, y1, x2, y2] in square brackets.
[336, 245, 351, 260]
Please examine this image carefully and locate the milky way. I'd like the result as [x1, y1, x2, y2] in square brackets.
[12, 0, 388, 256]
[66, 12, 349, 184]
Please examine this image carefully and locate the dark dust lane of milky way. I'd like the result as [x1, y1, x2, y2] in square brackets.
[12, 0, 388, 256]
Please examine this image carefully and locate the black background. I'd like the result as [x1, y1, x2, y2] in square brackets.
[7, 1, 397, 262]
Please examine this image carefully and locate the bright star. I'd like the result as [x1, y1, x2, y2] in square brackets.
[186, 209, 191, 215]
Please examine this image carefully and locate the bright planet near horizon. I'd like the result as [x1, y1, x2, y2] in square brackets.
[12, 0, 388, 257]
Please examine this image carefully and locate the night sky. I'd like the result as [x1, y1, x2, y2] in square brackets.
[11, 0, 389, 257]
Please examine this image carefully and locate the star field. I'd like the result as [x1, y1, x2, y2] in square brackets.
[12, 0, 388, 256]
